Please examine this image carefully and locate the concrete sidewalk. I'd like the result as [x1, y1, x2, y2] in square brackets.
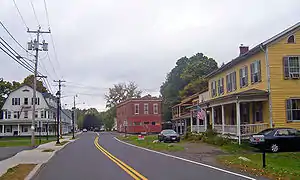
[0, 133, 81, 178]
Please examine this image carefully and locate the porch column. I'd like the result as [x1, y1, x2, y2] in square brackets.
[175, 121, 178, 133]
[190, 111, 193, 132]
[221, 105, 225, 135]
[17, 124, 20, 136]
[2, 125, 4, 136]
[236, 101, 241, 145]
[196, 113, 200, 133]
[180, 120, 183, 135]
[211, 106, 215, 130]
[184, 119, 187, 134]
[204, 108, 207, 132]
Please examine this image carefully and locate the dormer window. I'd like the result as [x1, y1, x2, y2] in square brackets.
[287, 35, 295, 44]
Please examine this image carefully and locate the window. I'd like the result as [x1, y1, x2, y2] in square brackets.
[31, 98, 40, 105]
[24, 98, 28, 105]
[24, 111, 28, 119]
[226, 71, 237, 92]
[283, 56, 300, 79]
[134, 104, 139, 114]
[275, 129, 290, 136]
[13, 111, 19, 119]
[133, 122, 141, 126]
[252, 102, 263, 122]
[151, 122, 156, 125]
[217, 78, 224, 95]
[239, 66, 248, 88]
[35, 111, 38, 118]
[250, 60, 261, 83]
[144, 122, 149, 125]
[211, 81, 217, 97]
[153, 104, 158, 114]
[286, 99, 300, 121]
[41, 111, 44, 118]
[144, 103, 149, 114]
[7, 111, 11, 119]
[12, 98, 20, 105]
[23, 127, 28, 132]
[287, 35, 295, 44]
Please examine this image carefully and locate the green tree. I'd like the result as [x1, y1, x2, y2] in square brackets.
[101, 107, 116, 131]
[0, 79, 21, 108]
[22, 75, 47, 93]
[160, 53, 218, 121]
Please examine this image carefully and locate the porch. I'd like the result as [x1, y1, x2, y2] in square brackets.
[203, 89, 270, 142]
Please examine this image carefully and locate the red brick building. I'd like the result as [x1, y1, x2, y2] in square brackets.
[116, 95, 162, 134]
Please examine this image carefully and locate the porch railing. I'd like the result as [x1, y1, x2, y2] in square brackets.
[191, 125, 206, 133]
[223, 125, 237, 135]
[213, 124, 222, 133]
[241, 123, 269, 136]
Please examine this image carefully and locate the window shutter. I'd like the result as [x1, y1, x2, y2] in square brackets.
[211, 82, 213, 97]
[258, 60, 261, 82]
[221, 78, 224, 94]
[233, 72, 237, 90]
[283, 57, 289, 79]
[250, 63, 254, 83]
[286, 99, 292, 122]
[239, 68, 242, 88]
[226, 75, 229, 92]
[245, 66, 248, 86]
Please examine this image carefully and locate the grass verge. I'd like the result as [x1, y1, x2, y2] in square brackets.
[41, 149, 55, 152]
[218, 152, 300, 180]
[118, 135, 184, 152]
[0, 137, 56, 147]
[0, 164, 36, 180]
[55, 140, 69, 146]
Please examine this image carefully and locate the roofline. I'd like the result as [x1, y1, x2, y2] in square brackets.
[206, 21, 300, 79]
[116, 98, 162, 107]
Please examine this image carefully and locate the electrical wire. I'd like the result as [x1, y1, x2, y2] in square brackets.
[29, 0, 40, 26]
[12, 0, 33, 39]
[43, 0, 51, 28]
[0, 21, 34, 56]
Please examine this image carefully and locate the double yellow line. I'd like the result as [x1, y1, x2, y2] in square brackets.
[94, 137, 148, 180]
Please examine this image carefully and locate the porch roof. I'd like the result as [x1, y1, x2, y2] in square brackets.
[199, 89, 268, 107]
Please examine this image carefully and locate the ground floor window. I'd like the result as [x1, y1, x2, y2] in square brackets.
[287, 98, 300, 121]
[133, 122, 141, 126]
[253, 102, 263, 122]
[6, 126, 12, 132]
[151, 122, 156, 125]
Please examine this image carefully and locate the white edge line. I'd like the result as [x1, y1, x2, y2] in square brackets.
[114, 137, 256, 180]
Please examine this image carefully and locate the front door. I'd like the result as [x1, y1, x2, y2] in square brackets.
[241, 103, 249, 124]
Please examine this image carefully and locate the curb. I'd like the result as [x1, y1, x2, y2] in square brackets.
[25, 137, 78, 180]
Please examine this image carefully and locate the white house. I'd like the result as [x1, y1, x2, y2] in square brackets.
[0, 85, 72, 136]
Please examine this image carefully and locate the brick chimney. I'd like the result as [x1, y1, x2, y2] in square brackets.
[239, 44, 249, 55]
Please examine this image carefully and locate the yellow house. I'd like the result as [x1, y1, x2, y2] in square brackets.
[199, 22, 300, 143]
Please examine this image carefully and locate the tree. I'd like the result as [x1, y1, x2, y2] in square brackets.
[0, 79, 21, 108]
[22, 75, 47, 93]
[160, 53, 218, 121]
[101, 107, 116, 131]
[105, 82, 142, 108]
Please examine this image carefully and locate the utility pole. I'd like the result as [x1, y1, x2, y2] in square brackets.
[72, 95, 77, 139]
[27, 27, 50, 147]
[54, 80, 65, 144]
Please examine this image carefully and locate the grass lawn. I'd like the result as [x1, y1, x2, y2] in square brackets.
[0, 137, 56, 147]
[218, 152, 300, 180]
[118, 135, 184, 152]
[0, 164, 36, 180]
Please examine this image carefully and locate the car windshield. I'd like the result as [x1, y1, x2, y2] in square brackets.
[258, 129, 273, 135]
[162, 130, 176, 134]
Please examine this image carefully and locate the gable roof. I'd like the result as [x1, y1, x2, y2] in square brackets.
[206, 22, 300, 78]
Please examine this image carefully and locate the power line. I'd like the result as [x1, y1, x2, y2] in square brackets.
[0, 21, 34, 56]
[12, 0, 33, 39]
[29, 0, 40, 26]
[45, 52, 59, 79]
[49, 33, 61, 76]
[43, 0, 51, 27]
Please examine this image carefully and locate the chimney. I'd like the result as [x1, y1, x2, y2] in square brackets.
[239, 44, 249, 55]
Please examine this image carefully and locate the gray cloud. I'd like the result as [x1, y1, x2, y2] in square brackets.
[1, 0, 300, 111]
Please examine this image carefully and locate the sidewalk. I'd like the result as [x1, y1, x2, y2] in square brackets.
[0, 133, 81, 178]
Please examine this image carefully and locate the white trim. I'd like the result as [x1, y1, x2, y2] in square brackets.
[114, 137, 256, 180]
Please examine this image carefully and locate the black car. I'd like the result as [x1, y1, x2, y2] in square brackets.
[158, 129, 180, 143]
[249, 128, 300, 153]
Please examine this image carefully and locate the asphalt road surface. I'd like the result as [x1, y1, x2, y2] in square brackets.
[33, 132, 260, 180]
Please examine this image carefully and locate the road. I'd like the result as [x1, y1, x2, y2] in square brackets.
[33, 132, 259, 180]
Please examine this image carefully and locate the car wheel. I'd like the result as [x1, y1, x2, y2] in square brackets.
[270, 144, 279, 153]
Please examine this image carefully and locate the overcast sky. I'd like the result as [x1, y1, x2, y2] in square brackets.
[1, 0, 299, 111]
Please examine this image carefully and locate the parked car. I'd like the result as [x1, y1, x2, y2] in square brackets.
[249, 128, 300, 153]
[94, 128, 100, 132]
[158, 129, 180, 142]
[83, 128, 87, 132]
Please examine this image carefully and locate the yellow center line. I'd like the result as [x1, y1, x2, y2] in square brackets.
[94, 137, 148, 180]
